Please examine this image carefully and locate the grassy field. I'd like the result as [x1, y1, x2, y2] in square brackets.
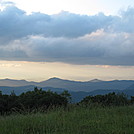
[0, 105, 134, 134]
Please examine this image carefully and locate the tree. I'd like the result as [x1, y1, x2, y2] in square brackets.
[10, 90, 16, 96]
[60, 90, 71, 103]
[0, 87, 69, 114]
[19, 87, 68, 110]
[79, 92, 129, 106]
[0, 91, 2, 96]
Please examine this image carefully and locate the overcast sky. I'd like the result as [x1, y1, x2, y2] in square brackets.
[0, 0, 134, 81]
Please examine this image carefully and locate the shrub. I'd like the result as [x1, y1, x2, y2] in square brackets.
[79, 92, 129, 107]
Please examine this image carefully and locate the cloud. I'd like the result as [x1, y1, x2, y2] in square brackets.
[0, 5, 114, 42]
[0, 1, 15, 7]
[108, 7, 134, 33]
[0, 63, 21, 67]
[0, 5, 134, 65]
[1, 30, 134, 65]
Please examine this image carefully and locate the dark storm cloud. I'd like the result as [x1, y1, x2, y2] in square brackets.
[3, 31, 133, 65]
[0, 4, 134, 65]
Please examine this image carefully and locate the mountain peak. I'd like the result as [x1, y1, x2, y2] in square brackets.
[47, 77, 62, 81]
[89, 79, 102, 82]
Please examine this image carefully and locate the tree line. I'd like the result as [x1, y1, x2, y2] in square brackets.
[79, 92, 134, 106]
[0, 87, 70, 115]
[1, 87, 134, 115]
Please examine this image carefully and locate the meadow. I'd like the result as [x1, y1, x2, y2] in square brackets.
[0, 105, 134, 134]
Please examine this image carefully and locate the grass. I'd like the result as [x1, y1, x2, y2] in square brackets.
[0, 105, 134, 134]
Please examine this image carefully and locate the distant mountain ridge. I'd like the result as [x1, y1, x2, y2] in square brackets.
[0, 85, 134, 103]
[0, 77, 134, 102]
[88, 79, 103, 82]
[0, 78, 37, 87]
[0, 77, 134, 92]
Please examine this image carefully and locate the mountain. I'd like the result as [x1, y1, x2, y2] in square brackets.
[0, 85, 88, 102]
[1, 82, 134, 102]
[0, 77, 134, 92]
[0, 85, 35, 95]
[37, 78, 134, 92]
[125, 84, 134, 90]
[89, 79, 103, 82]
[123, 84, 134, 97]
[0, 78, 37, 87]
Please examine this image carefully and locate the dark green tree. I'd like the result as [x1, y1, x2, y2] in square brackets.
[80, 92, 128, 107]
[61, 90, 71, 103]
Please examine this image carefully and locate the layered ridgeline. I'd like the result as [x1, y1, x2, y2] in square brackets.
[0, 77, 134, 102]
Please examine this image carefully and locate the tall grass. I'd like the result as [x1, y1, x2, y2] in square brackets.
[0, 105, 134, 134]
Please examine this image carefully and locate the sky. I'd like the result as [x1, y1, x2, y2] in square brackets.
[0, 0, 134, 81]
